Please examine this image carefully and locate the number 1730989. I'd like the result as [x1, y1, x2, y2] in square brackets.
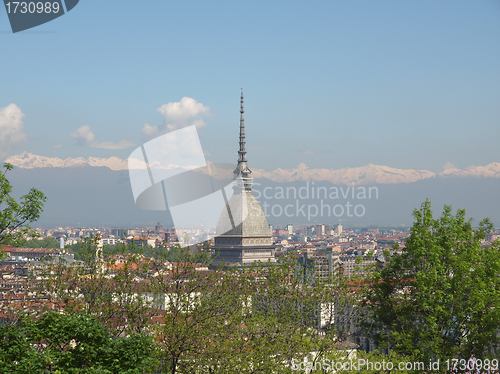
[5, 2, 61, 14]
[445, 358, 498, 372]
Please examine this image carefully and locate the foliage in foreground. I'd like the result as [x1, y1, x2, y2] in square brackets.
[40, 235, 357, 374]
[152, 254, 352, 374]
[364, 199, 500, 363]
[0, 312, 157, 374]
[0, 162, 46, 249]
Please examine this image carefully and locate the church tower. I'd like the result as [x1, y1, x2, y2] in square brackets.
[212, 91, 275, 266]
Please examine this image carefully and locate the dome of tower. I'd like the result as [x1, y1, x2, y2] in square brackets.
[216, 191, 271, 238]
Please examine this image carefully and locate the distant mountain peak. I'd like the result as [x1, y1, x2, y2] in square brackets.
[4, 153, 500, 185]
[438, 162, 500, 179]
[5, 152, 129, 171]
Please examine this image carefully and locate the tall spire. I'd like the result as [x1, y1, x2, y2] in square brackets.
[235, 89, 252, 191]
[238, 89, 247, 163]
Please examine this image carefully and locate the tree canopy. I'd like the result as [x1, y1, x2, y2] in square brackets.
[0, 312, 156, 373]
[41, 237, 357, 374]
[0, 163, 46, 247]
[364, 200, 500, 362]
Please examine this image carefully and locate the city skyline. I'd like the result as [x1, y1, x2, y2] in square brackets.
[3, 2, 500, 365]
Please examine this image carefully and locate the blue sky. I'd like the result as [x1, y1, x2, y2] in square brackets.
[1, 0, 499, 173]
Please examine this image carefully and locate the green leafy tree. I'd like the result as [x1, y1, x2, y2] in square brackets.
[0, 311, 157, 373]
[43, 235, 156, 338]
[20, 237, 59, 248]
[40, 239, 356, 373]
[152, 251, 357, 374]
[0, 162, 46, 248]
[363, 200, 500, 363]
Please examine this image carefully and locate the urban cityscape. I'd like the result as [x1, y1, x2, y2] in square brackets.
[2, 1, 500, 373]
[2, 94, 500, 372]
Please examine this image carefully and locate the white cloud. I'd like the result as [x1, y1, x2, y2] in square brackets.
[157, 97, 210, 131]
[91, 140, 136, 150]
[158, 97, 210, 120]
[69, 125, 95, 146]
[69, 125, 135, 149]
[191, 119, 207, 129]
[142, 123, 158, 137]
[443, 161, 457, 170]
[0, 103, 27, 162]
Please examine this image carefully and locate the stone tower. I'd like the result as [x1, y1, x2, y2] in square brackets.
[212, 91, 275, 266]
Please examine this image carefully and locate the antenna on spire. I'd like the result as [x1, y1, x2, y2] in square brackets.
[238, 89, 246, 163]
[235, 89, 252, 192]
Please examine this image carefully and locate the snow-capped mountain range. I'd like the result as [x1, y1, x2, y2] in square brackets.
[6, 152, 129, 170]
[5, 152, 500, 185]
[251, 163, 437, 185]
